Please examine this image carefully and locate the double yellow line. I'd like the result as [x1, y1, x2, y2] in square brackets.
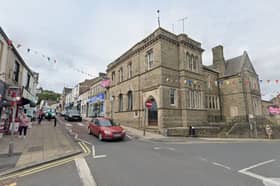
[78, 141, 91, 155]
[0, 142, 91, 181]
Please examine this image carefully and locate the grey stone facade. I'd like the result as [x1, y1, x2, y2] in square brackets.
[105, 27, 262, 134]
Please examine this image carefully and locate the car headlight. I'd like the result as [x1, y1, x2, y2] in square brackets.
[104, 130, 111, 135]
[69, 114, 72, 117]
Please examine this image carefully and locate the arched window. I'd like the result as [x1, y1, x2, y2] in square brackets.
[127, 91, 133, 111]
[118, 94, 123, 111]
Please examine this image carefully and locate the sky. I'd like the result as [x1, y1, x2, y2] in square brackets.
[0, 0, 280, 99]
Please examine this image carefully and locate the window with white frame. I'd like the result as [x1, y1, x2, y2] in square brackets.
[146, 50, 153, 70]
[187, 84, 203, 109]
[170, 88, 176, 105]
[206, 95, 220, 110]
[188, 54, 199, 73]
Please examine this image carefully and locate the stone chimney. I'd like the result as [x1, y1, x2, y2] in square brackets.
[212, 45, 225, 75]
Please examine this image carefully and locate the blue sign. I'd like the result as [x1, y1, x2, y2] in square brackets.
[88, 93, 105, 104]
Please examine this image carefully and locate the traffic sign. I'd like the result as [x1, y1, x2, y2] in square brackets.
[145, 100, 153, 109]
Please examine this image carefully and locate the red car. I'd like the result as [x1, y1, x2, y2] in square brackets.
[88, 118, 126, 141]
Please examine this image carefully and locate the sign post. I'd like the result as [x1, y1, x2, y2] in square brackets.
[144, 100, 153, 136]
[8, 91, 17, 156]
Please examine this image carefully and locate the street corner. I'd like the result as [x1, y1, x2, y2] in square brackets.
[0, 153, 22, 174]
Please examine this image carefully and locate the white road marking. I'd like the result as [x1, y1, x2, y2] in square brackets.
[199, 157, 208, 162]
[212, 162, 231, 170]
[94, 155, 107, 159]
[75, 157, 97, 186]
[238, 159, 280, 186]
[238, 159, 275, 173]
[66, 123, 72, 127]
[153, 146, 175, 151]
[78, 122, 85, 127]
[92, 145, 96, 158]
[126, 134, 133, 139]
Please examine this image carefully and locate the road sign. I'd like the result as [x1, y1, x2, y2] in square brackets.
[145, 100, 152, 109]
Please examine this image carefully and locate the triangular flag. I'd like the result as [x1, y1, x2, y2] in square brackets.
[16, 44, 22, 48]
[259, 80, 263, 83]
[267, 80, 270, 83]
[47, 57, 50, 61]
[276, 80, 279, 84]
[27, 48, 31, 52]
[7, 40, 13, 46]
[54, 59, 56, 63]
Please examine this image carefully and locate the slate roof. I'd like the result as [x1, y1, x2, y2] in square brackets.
[224, 54, 245, 77]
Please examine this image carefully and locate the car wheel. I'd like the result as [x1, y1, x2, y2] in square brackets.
[98, 133, 103, 141]
[88, 128, 92, 135]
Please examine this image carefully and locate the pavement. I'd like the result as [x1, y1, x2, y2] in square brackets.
[0, 119, 81, 177]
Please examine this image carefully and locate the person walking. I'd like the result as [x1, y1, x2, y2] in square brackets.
[38, 109, 43, 124]
[18, 111, 29, 138]
[53, 115, 57, 127]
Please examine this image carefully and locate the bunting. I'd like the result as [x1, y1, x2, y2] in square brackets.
[6, 39, 95, 77]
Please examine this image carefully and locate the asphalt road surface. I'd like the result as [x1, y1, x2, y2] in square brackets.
[13, 117, 280, 186]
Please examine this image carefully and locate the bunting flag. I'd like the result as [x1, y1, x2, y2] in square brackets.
[7, 39, 12, 46]
[276, 80, 279, 84]
[27, 48, 31, 52]
[16, 44, 22, 48]
[267, 80, 271, 83]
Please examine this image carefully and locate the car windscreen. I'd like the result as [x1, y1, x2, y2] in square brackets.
[69, 110, 80, 115]
[99, 119, 115, 127]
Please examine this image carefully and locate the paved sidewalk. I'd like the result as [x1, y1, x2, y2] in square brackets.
[0, 120, 81, 175]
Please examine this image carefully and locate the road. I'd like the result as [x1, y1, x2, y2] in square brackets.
[11, 117, 280, 186]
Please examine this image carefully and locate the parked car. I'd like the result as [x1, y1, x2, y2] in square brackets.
[88, 117, 126, 141]
[64, 110, 82, 121]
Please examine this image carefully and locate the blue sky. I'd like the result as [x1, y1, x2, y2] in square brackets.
[0, 0, 280, 99]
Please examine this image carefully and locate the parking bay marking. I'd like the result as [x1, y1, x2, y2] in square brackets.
[91, 144, 106, 159]
[212, 162, 231, 170]
[238, 159, 280, 185]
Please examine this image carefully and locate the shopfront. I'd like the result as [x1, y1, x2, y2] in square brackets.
[87, 93, 105, 117]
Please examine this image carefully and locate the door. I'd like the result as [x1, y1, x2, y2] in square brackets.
[148, 98, 158, 126]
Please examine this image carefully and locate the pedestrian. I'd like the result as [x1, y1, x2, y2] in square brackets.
[18, 110, 29, 139]
[38, 109, 43, 124]
[54, 115, 57, 127]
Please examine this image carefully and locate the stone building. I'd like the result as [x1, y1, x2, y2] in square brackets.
[0, 27, 39, 106]
[105, 27, 262, 135]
